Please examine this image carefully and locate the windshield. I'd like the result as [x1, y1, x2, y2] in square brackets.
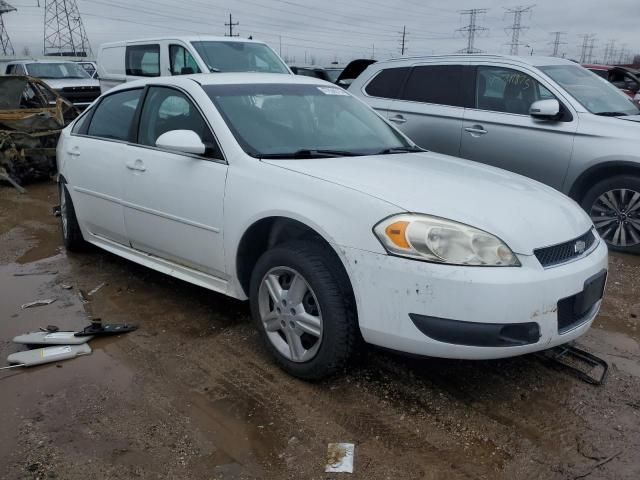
[204, 83, 411, 158]
[540, 65, 639, 116]
[191, 41, 289, 74]
[25, 62, 90, 79]
[324, 68, 342, 83]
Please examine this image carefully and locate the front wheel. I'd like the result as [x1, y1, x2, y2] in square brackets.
[581, 175, 640, 253]
[58, 181, 86, 251]
[249, 241, 358, 380]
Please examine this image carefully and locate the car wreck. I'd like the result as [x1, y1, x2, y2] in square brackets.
[0, 75, 77, 191]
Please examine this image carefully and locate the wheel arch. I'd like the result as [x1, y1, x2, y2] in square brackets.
[569, 161, 640, 201]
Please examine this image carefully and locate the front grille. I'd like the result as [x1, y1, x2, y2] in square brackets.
[58, 86, 100, 104]
[534, 229, 596, 268]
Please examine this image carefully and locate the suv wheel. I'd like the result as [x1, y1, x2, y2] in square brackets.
[249, 241, 358, 380]
[581, 175, 640, 252]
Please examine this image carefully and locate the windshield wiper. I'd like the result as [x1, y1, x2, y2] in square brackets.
[259, 149, 361, 159]
[373, 146, 425, 155]
[595, 111, 629, 117]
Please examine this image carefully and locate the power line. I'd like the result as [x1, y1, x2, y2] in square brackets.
[504, 5, 534, 56]
[457, 8, 488, 54]
[225, 13, 239, 37]
[549, 31, 566, 57]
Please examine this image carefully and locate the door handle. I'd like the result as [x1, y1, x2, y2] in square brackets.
[389, 115, 407, 124]
[66, 146, 80, 157]
[126, 159, 146, 172]
[465, 125, 488, 135]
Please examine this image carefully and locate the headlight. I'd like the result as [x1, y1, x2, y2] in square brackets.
[373, 214, 520, 266]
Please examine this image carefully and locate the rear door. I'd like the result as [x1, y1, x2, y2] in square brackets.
[460, 64, 578, 189]
[386, 63, 471, 156]
[65, 88, 143, 245]
[122, 85, 228, 278]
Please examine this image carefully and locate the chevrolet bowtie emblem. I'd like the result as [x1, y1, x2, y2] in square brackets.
[574, 240, 586, 254]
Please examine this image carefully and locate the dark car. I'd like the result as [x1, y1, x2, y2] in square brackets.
[584, 64, 640, 102]
[289, 66, 343, 83]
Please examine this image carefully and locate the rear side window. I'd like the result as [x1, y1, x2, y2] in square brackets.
[365, 67, 409, 99]
[126, 44, 160, 77]
[87, 89, 142, 141]
[401, 65, 465, 107]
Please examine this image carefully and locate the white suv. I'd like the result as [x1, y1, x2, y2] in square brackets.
[57, 73, 608, 379]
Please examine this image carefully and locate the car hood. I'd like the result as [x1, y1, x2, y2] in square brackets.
[42, 78, 100, 90]
[618, 115, 640, 123]
[263, 152, 593, 255]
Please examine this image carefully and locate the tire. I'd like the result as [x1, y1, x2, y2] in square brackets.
[249, 241, 358, 380]
[58, 181, 86, 251]
[581, 174, 640, 254]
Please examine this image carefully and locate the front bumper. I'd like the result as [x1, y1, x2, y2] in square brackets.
[340, 239, 608, 359]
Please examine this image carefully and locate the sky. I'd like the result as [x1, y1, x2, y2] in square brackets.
[2, 0, 639, 65]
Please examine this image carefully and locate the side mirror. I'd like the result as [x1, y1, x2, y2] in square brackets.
[529, 99, 560, 120]
[156, 130, 205, 155]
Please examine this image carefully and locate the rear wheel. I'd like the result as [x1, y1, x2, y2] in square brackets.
[249, 241, 358, 380]
[581, 175, 640, 253]
[58, 181, 86, 251]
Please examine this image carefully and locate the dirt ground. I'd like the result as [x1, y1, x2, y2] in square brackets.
[0, 181, 639, 480]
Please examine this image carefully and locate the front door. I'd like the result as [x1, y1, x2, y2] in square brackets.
[122, 85, 228, 278]
[460, 65, 578, 190]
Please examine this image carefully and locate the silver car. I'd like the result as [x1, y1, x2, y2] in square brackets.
[349, 55, 640, 253]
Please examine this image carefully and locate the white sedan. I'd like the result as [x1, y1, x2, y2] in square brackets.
[57, 73, 608, 379]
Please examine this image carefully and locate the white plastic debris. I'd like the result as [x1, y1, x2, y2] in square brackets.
[3, 343, 92, 369]
[21, 298, 57, 309]
[13, 331, 93, 345]
[325, 443, 355, 473]
[88, 282, 106, 296]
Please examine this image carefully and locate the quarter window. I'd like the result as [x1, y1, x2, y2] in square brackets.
[169, 45, 201, 75]
[87, 89, 142, 141]
[365, 67, 409, 99]
[476, 66, 555, 115]
[125, 44, 160, 77]
[401, 65, 465, 107]
[137, 86, 221, 159]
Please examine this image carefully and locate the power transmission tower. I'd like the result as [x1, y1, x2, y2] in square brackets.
[0, 0, 16, 56]
[603, 39, 616, 64]
[42, 0, 91, 56]
[225, 13, 239, 37]
[457, 8, 488, 54]
[618, 44, 628, 64]
[586, 36, 597, 63]
[578, 33, 596, 63]
[399, 25, 407, 56]
[504, 5, 534, 56]
[549, 31, 566, 57]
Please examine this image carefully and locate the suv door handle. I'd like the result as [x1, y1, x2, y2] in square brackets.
[126, 159, 146, 172]
[389, 114, 407, 124]
[465, 125, 488, 135]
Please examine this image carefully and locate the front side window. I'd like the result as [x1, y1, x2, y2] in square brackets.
[204, 83, 412, 158]
[402, 65, 466, 107]
[25, 62, 88, 79]
[365, 67, 409, 100]
[87, 89, 142, 141]
[191, 41, 288, 74]
[137, 86, 221, 158]
[126, 44, 160, 77]
[540, 65, 639, 116]
[169, 45, 201, 75]
[476, 66, 555, 115]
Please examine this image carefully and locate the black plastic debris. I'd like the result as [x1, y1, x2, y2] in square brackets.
[536, 343, 608, 385]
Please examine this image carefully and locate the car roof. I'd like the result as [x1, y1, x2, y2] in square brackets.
[371, 54, 577, 68]
[583, 64, 611, 70]
[9, 59, 81, 64]
[100, 35, 266, 47]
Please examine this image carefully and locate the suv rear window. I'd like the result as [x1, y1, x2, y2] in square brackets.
[401, 65, 466, 107]
[126, 44, 160, 77]
[364, 67, 409, 99]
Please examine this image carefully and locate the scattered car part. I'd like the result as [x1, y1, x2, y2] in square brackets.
[13, 331, 93, 345]
[2, 344, 92, 370]
[21, 298, 57, 309]
[536, 343, 608, 385]
[325, 443, 355, 473]
[0, 75, 77, 188]
[74, 319, 137, 337]
[87, 282, 106, 296]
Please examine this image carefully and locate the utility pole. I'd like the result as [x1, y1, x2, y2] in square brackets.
[457, 8, 488, 54]
[371, 43, 375, 60]
[578, 33, 596, 63]
[399, 25, 407, 56]
[42, 0, 91, 56]
[225, 13, 239, 37]
[504, 5, 534, 56]
[279, 35, 282, 56]
[549, 31, 566, 57]
[0, 0, 16, 56]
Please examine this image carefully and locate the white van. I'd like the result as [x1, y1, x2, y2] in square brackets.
[96, 35, 292, 92]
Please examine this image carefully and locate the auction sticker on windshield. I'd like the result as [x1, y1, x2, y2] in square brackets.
[317, 86, 349, 96]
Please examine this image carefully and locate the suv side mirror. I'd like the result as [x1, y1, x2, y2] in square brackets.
[530, 99, 560, 120]
[156, 130, 205, 155]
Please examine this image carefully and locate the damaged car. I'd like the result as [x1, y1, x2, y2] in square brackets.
[0, 75, 77, 189]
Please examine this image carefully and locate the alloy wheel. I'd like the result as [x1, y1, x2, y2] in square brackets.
[590, 188, 640, 247]
[258, 266, 323, 363]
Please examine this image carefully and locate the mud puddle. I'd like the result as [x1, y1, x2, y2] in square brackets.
[1, 182, 640, 479]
